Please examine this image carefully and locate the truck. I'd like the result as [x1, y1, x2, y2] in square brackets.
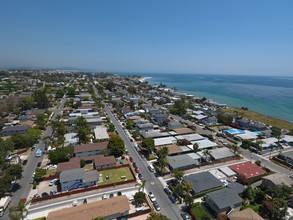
[0, 196, 11, 216]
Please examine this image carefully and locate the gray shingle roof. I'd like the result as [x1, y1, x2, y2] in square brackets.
[167, 154, 199, 170]
[60, 168, 84, 183]
[206, 188, 243, 210]
[184, 172, 223, 194]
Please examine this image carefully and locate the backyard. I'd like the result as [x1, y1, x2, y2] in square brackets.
[189, 203, 212, 220]
[98, 167, 134, 185]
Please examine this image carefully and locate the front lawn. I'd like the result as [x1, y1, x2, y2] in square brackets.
[98, 167, 134, 185]
[190, 205, 212, 220]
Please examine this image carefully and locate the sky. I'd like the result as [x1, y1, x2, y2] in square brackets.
[0, 0, 293, 76]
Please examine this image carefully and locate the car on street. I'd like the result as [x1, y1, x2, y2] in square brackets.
[163, 187, 171, 195]
[129, 157, 133, 163]
[37, 162, 42, 167]
[153, 201, 161, 211]
[132, 162, 137, 168]
[22, 159, 28, 165]
[109, 193, 114, 198]
[181, 213, 191, 220]
[148, 192, 156, 202]
[102, 194, 107, 200]
[138, 173, 143, 180]
[135, 167, 140, 173]
[33, 194, 40, 199]
[29, 178, 34, 184]
[168, 195, 176, 203]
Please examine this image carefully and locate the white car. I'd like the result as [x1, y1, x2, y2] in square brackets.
[148, 192, 156, 202]
[49, 178, 58, 186]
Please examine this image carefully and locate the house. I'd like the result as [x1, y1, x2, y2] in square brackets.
[205, 188, 243, 216]
[56, 161, 80, 175]
[154, 136, 177, 147]
[262, 173, 293, 188]
[94, 126, 109, 140]
[183, 172, 223, 194]
[167, 121, 182, 130]
[136, 123, 154, 132]
[235, 118, 250, 129]
[278, 150, 293, 165]
[0, 125, 30, 136]
[69, 155, 116, 170]
[209, 147, 236, 161]
[153, 113, 168, 123]
[190, 139, 217, 151]
[59, 168, 99, 192]
[167, 154, 200, 170]
[47, 195, 130, 220]
[228, 162, 266, 180]
[74, 142, 108, 157]
[228, 208, 264, 220]
[204, 116, 218, 125]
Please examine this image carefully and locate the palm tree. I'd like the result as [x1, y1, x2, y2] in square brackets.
[157, 157, 168, 174]
[230, 144, 240, 155]
[171, 170, 184, 182]
[136, 179, 146, 192]
[203, 149, 211, 162]
[74, 116, 90, 144]
[9, 200, 28, 220]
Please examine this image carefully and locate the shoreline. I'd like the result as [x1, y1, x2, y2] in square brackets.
[140, 75, 293, 129]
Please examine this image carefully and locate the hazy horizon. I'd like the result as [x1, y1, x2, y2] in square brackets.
[1, 1, 293, 76]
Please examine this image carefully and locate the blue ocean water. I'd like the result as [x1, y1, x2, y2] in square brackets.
[121, 73, 293, 123]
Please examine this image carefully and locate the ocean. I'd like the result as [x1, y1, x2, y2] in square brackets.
[118, 73, 293, 123]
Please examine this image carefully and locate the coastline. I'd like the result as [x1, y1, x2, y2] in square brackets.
[139, 76, 152, 82]
[140, 74, 293, 129]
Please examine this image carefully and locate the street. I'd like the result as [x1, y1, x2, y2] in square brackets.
[2, 98, 66, 219]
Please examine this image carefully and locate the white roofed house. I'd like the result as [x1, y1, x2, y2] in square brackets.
[94, 126, 109, 141]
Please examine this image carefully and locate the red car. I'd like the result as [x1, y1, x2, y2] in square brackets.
[135, 167, 140, 173]
[129, 157, 133, 163]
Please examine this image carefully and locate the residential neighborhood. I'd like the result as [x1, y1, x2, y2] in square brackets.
[0, 70, 293, 220]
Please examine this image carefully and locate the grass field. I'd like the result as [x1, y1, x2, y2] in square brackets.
[222, 107, 293, 130]
[190, 205, 212, 220]
[98, 167, 134, 185]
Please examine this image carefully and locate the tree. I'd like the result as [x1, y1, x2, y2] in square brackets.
[56, 89, 65, 98]
[169, 99, 187, 116]
[80, 159, 86, 168]
[20, 96, 35, 110]
[157, 157, 168, 174]
[127, 86, 137, 95]
[141, 138, 155, 155]
[48, 145, 73, 164]
[6, 164, 23, 180]
[271, 126, 282, 144]
[193, 143, 199, 153]
[230, 144, 240, 155]
[147, 212, 170, 220]
[270, 198, 288, 220]
[133, 191, 146, 207]
[33, 90, 50, 109]
[156, 146, 168, 159]
[107, 123, 115, 132]
[216, 111, 233, 125]
[0, 138, 14, 166]
[184, 194, 194, 209]
[107, 134, 125, 157]
[202, 149, 211, 161]
[34, 168, 46, 181]
[255, 160, 261, 166]
[0, 173, 11, 198]
[67, 87, 76, 97]
[9, 200, 28, 220]
[241, 139, 253, 150]
[74, 116, 90, 144]
[171, 170, 184, 182]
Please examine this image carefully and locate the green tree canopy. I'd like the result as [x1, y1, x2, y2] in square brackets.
[33, 90, 50, 109]
[147, 212, 170, 220]
[67, 87, 76, 97]
[20, 96, 35, 110]
[216, 111, 233, 125]
[133, 191, 146, 207]
[48, 145, 73, 164]
[74, 116, 90, 144]
[169, 100, 187, 116]
[56, 89, 65, 98]
[107, 134, 125, 157]
[141, 138, 155, 155]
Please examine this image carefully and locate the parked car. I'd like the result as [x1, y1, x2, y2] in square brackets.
[181, 213, 191, 220]
[132, 162, 137, 168]
[117, 191, 122, 196]
[163, 187, 171, 195]
[138, 173, 143, 180]
[37, 162, 42, 167]
[33, 194, 40, 199]
[148, 192, 156, 202]
[153, 201, 161, 211]
[102, 194, 107, 200]
[129, 157, 133, 163]
[49, 178, 58, 186]
[50, 190, 57, 196]
[168, 195, 176, 203]
[29, 178, 34, 184]
[109, 193, 114, 198]
[41, 192, 49, 198]
[22, 159, 28, 165]
[135, 168, 140, 173]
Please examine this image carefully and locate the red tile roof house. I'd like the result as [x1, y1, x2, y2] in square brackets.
[229, 162, 266, 180]
[73, 142, 108, 158]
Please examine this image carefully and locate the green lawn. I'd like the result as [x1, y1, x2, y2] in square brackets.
[190, 205, 212, 220]
[98, 167, 134, 185]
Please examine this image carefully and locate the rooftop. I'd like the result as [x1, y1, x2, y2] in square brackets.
[209, 147, 235, 160]
[229, 208, 264, 220]
[74, 142, 108, 153]
[228, 162, 266, 179]
[47, 195, 130, 220]
[167, 154, 199, 170]
[59, 168, 85, 183]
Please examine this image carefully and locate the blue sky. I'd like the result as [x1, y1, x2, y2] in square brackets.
[0, 0, 293, 75]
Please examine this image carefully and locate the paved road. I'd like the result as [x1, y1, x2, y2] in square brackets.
[104, 106, 182, 219]
[3, 98, 66, 219]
